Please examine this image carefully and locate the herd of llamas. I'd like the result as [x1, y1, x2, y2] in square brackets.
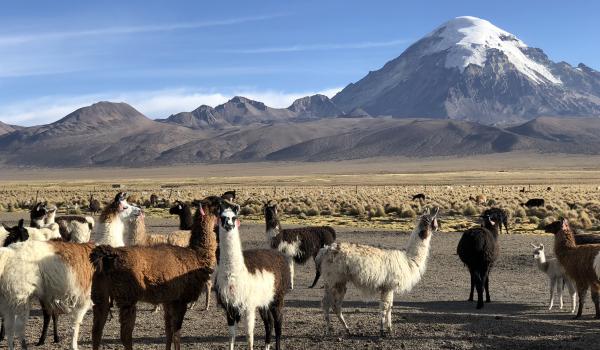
[0, 190, 599, 349]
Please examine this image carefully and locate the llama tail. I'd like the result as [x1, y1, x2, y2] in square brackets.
[311, 245, 333, 288]
[90, 245, 121, 274]
[85, 216, 95, 230]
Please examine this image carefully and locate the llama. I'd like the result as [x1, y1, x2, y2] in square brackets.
[44, 204, 94, 243]
[0, 221, 62, 346]
[316, 208, 439, 336]
[264, 201, 336, 289]
[90, 196, 219, 350]
[553, 218, 600, 318]
[457, 213, 501, 309]
[169, 201, 194, 230]
[126, 211, 212, 310]
[0, 240, 94, 350]
[217, 199, 290, 350]
[521, 198, 545, 208]
[412, 193, 426, 201]
[531, 243, 576, 312]
[482, 208, 509, 234]
[544, 220, 600, 245]
[89, 194, 102, 214]
[92, 192, 141, 247]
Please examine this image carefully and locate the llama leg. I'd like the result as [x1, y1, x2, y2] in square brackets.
[322, 286, 334, 335]
[332, 283, 350, 335]
[71, 300, 92, 350]
[567, 281, 577, 313]
[468, 271, 475, 301]
[557, 278, 565, 310]
[4, 312, 15, 350]
[204, 279, 212, 311]
[245, 308, 256, 350]
[288, 258, 295, 290]
[0, 318, 4, 341]
[170, 301, 188, 350]
[119, 303, 137, 350]
[37, 303, 52, 346]
[259, 307, 273, 350]
[549, 278, 556, 310]
[484, 272, 491, 303]
[164, 304, 174, 350]
[474, 271, 484, 309]
[270, 302, 283, 350]
[92, 300, 111, 350]
[591, 289, 600, 319]
[380, 290, 394, 337]
[52, 312, 60, 343]
[15, 307, 29, 350]
[226, 311, 237, 350]
[574, 286, 587, 319]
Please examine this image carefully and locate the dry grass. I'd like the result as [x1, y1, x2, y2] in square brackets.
[2, 180, 600, 234]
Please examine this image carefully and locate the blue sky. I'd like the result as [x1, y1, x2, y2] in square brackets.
[1, 0, 598, 125]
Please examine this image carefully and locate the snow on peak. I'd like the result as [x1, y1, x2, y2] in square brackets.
[423, 16, 561, 85]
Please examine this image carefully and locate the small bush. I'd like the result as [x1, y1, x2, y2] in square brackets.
[399, 205, 416, 218]
[463, 203, 478, 216]
[240, 206, 255, 215]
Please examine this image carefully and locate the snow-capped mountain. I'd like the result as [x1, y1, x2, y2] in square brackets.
[333, 16, 600, 124]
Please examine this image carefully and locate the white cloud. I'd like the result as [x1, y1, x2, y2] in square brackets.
[0, 14, 286, 47]
[218, 39, 410, 54]
[0, 87, 343, 126]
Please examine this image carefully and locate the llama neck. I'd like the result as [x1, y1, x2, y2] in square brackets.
[265, 216, 281, 240]
[535, 255, 549, 272]
[30, 217, 45, 228]
[405, 229, 432, 267]
[555, 229, 577, 258]
[127, 216, 147, 246]
[46, 211, 56, 224]
[189, 213, 217, 268]
[219, 225, 248, 276]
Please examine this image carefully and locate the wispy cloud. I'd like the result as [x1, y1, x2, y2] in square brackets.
[218, 39, 410, 54]
[0, 87, 343, 126]
[0, 14, 286, 46]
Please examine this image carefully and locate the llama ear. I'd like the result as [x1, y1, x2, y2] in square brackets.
[540, 243, 544, 249]
[561, 218, 569, 231]
[233, 204, 240, 215]
[18, 219, 24, 228]
[431, 207, 439, 218]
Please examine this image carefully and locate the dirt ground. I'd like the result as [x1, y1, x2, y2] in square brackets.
[0, 213, 599, 350]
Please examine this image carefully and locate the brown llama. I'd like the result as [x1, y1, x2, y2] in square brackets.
[90, 196, 219, 350]
[126, 211, 212, 310]
[553, 218, 600, 319]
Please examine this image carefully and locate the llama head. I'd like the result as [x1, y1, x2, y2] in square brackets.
[531, 243, 545, 260]
[3, 219, 29, 247]
[417, 207, 439, 239]
[169, 201, 185, 215]
[221, 190, 236, 202]
[263, 200, 279, 227]
[219, 199, 240, 232]
[543, 220, 562, 234]
[481, 214, 498, 230]
[30, 202, 47, 222]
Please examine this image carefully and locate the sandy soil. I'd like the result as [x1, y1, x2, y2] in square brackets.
[0, 214, 599, 349]
[3, 153, 600, 185]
